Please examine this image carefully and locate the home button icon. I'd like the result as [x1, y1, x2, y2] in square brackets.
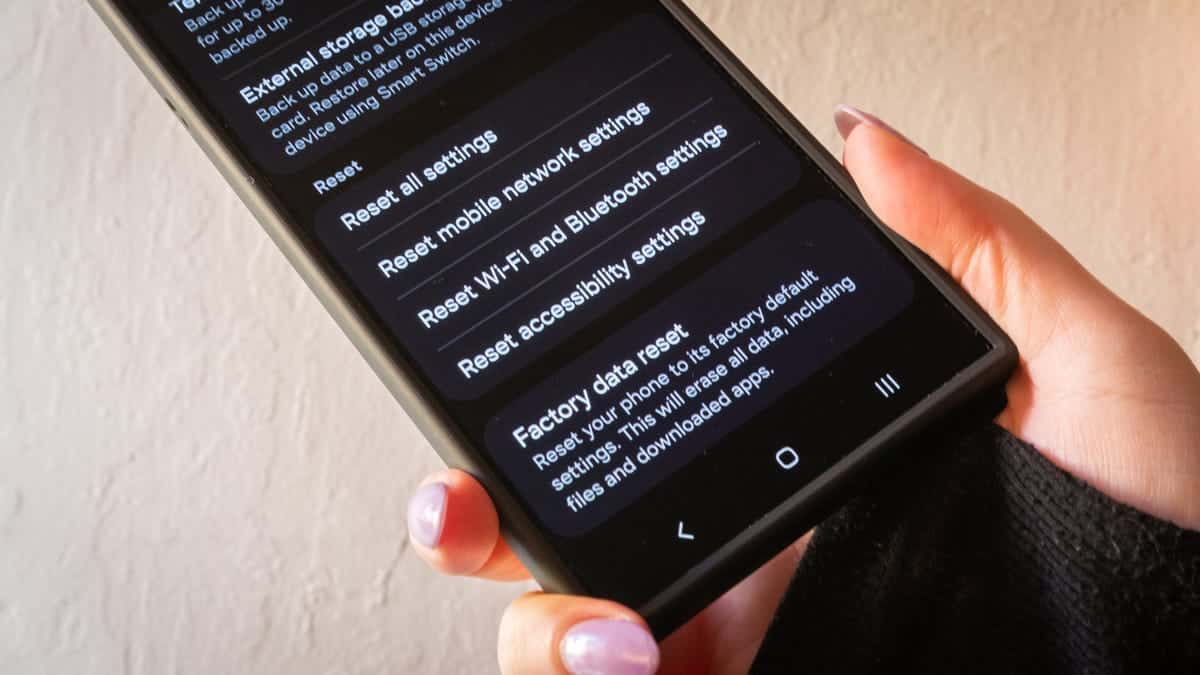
[775, 446, 800, 470]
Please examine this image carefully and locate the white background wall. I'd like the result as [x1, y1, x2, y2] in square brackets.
[2, 1, 1197, 673]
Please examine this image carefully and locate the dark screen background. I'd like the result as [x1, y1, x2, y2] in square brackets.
[116, 0, 993, 605]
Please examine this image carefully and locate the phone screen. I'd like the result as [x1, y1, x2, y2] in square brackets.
[117, 0, 993, 604]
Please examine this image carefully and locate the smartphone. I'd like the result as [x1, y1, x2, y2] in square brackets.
[92, 0, 1017, 635]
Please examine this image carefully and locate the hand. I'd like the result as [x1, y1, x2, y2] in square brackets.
[834, 106, 1200, 530]
[406, 106, 1200, 675]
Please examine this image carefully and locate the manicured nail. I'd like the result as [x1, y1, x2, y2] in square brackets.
[407, 482, 448, 548]
[560, 619, 659, 675]
[834, 104, 927, 153]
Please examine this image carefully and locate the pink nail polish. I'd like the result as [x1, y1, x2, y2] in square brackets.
[834, 104, 927, 154]
[560, 619, 660, 675]
[407, 482, 448, 548]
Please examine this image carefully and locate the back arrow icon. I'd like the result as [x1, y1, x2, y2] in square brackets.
[677, 522, 695, 541]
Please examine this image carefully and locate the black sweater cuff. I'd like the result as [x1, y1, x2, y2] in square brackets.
[751, 424, 1200, 674]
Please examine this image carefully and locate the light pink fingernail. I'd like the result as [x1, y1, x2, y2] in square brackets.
[834, 104, 927, 154]
[407, 482, 448, 548]
[560, 619, 660, 675]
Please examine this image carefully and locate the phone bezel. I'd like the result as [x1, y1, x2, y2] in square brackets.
[88, 0, 1018, 636]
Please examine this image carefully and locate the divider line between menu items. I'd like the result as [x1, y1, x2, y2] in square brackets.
[393, 95, 716, 304]
[435, 140, 762, 354]
[221, 0, 373, 82]
[358, 53, 675, 254]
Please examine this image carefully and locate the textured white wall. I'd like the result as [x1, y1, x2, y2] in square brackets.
[2, 1, 1197, 673]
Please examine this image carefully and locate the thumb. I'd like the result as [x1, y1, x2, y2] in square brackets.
[836, 105, 1106, 363]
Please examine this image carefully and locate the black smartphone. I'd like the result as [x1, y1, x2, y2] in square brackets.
[91, 0, 1017, 635]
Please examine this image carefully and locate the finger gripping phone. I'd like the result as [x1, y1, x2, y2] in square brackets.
[92, 0, 1017, 636]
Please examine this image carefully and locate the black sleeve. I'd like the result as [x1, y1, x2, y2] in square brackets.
[750, 424, 1200, 675]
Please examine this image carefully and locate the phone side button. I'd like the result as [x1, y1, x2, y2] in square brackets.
[160, 96, 189, 129]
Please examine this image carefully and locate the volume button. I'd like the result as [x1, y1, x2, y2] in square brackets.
[161, 96, 189, 129]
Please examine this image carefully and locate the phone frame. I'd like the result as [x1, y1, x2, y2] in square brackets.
[89, 0, 1018, 636]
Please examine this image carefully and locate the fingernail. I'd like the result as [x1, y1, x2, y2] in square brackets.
[834, 104, 927, 153]
[560, 619, 659, 675]
[407, 482, 448, 548]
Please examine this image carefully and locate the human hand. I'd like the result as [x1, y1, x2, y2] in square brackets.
[834, 106, 1200, 531]
[406, 106, 1200, 675]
